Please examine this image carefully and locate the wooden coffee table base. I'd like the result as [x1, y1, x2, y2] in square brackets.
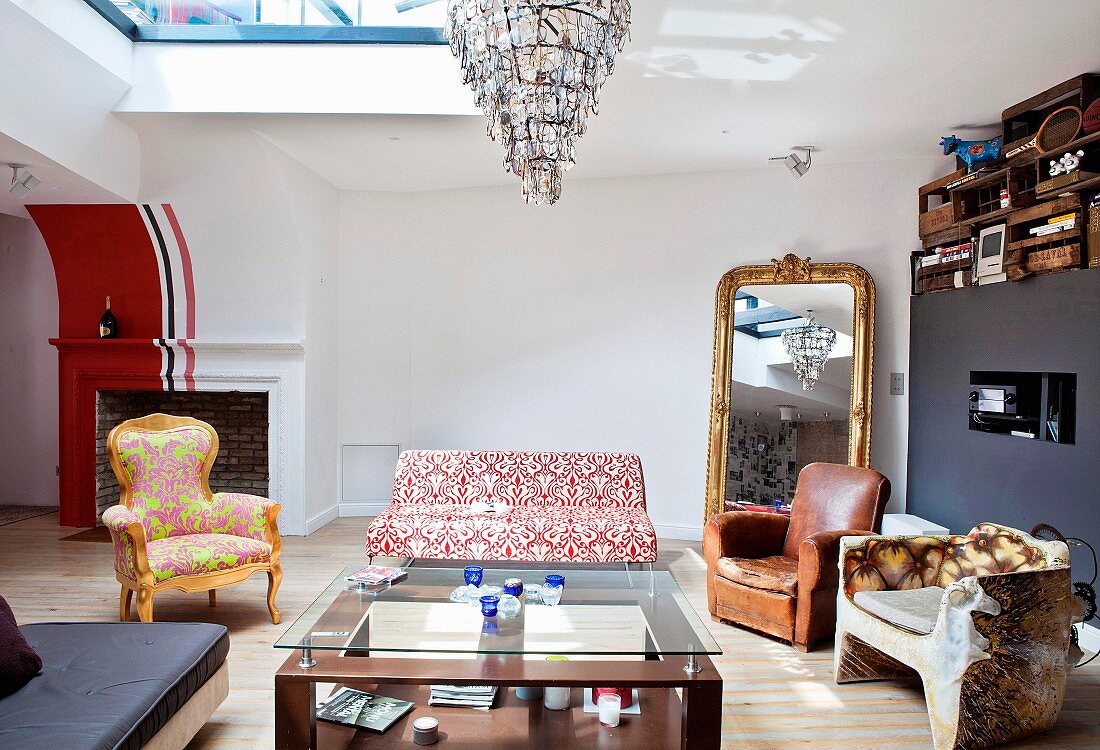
[275, 652, 722, 749]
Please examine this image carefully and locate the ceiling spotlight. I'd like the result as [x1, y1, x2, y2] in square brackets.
[768, 146, 814, 178]
[9, 165, 41, 198]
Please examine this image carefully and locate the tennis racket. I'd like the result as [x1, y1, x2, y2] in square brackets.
[1005, 106, 1083, 158]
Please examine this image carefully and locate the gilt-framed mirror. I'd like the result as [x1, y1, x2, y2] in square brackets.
[703, 254, 876, 523]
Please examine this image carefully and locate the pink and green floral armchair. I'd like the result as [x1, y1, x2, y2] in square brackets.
[101, 413, 283, 624]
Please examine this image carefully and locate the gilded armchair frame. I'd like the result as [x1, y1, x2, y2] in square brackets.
[106, 413, 283, 623]
[704, 254, 876, 523]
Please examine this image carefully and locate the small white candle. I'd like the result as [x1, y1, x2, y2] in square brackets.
[597, 693, 621, 727]
[543, 686, 571, 710]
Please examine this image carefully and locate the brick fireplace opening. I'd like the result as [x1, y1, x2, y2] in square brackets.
[95, 390, 269, 522]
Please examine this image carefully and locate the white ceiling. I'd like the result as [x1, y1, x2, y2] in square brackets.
[740, 282, 853, 335]
[732, 282, 853, 417]
[13, 0, 1100, 203]
[731, 359, 851, 418]
[118, 0, 1100, 194]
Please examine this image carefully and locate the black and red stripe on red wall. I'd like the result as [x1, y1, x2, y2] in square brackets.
[29, 203, 198, 390]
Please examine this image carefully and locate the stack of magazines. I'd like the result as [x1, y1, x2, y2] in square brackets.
[428, 685, 498, 710]
[345, 565, 407, 586]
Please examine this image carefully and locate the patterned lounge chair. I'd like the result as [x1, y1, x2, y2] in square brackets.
[102, 414, 283, 624]
[835, 522, 1084, 750]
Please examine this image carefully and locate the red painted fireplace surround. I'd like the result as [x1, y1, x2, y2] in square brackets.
[51, 339, 164, 527]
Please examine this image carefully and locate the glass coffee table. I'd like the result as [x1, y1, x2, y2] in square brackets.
[274, 565, 722, 749]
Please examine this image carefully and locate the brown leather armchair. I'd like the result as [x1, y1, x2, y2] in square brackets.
[703, 462, 890, 651]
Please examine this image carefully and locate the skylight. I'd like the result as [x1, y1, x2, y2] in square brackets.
[734, 293, 805, 339]
[86, 0, 446, 43]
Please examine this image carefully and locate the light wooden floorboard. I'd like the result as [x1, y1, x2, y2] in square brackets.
[1, 513, 1096, 749]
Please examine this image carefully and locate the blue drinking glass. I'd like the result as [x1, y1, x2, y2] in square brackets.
[464, 565, 484, 586]
[480, 594, 500, 617]
[544, 574, 565, 590]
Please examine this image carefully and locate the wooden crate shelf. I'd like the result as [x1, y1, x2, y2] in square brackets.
[1004, 193, 1084, 279]
[1005, 193, 1081, 227]
[1009, 227, 1081, 253]
[921, 223, 973, 251]
[960, 203, 1018, 227]
[950, 166, 1037, 226]
[913, 73, 1100, 296]
[1007, 243, 1082, 279]
[1034, 130, 1100, 198]
[916, 256, 972, 294]
[1002, 73, 1100, 157]
[918, 168, 966, 238]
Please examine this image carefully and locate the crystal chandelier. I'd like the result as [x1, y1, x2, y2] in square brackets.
[781, 314, 837, 391]
[445, 0, 632, 205]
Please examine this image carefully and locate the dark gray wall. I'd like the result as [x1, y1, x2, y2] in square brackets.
[907, 270, 1098, 559]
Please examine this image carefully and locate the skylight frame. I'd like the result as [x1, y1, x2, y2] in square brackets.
[83, 0, 447, 44]
[733, 292, 803, 339]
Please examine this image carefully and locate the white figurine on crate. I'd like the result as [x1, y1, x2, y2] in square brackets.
[1049, 150, 1085, 177]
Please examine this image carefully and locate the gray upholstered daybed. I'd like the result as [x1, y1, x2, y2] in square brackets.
[0, 621, 229, 750]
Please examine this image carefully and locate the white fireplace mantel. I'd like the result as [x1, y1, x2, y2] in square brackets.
[180, 340, 306, 353]
[184, 340, 308, 536]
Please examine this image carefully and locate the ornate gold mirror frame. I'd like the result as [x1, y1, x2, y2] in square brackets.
[704, 254, 876, 523]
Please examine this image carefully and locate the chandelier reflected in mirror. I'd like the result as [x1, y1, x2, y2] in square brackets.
[445, 0, 632, 205]
[781, 313, 837, 391]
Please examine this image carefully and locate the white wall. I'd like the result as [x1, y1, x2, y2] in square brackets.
[0, 0, 139, 202]
[7, 0, 132, 81]
[118, 44, 476, 116]
[0, 213, 58, 506]
[137, 120, 311, 342]
[259, 138, 341, 532]
[137, 121, 341, 533]
[338, 158, 943, 535]
[337, 192, 413, 455]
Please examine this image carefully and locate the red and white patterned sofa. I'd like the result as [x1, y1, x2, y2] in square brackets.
[364, 451, 658, 563]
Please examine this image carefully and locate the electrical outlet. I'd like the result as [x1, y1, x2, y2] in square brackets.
[890, 373, 905, 396]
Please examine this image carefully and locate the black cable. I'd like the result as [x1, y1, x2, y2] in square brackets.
[1031, 525, 1098, 668]
[1067, 536, 1098, 586]
[1068, 536, 1099, 667]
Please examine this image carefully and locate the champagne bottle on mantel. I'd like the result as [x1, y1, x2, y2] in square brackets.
[98, 296, 118, 339]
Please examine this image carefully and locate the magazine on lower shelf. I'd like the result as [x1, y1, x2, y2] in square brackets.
[316, 687, 414, 733]
[428, 685, 498, 710]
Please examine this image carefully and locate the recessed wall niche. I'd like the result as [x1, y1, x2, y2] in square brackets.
[968, 370, 1076, 444]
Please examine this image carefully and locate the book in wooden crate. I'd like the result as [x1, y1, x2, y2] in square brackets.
[1088, 194, 1100, 268]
